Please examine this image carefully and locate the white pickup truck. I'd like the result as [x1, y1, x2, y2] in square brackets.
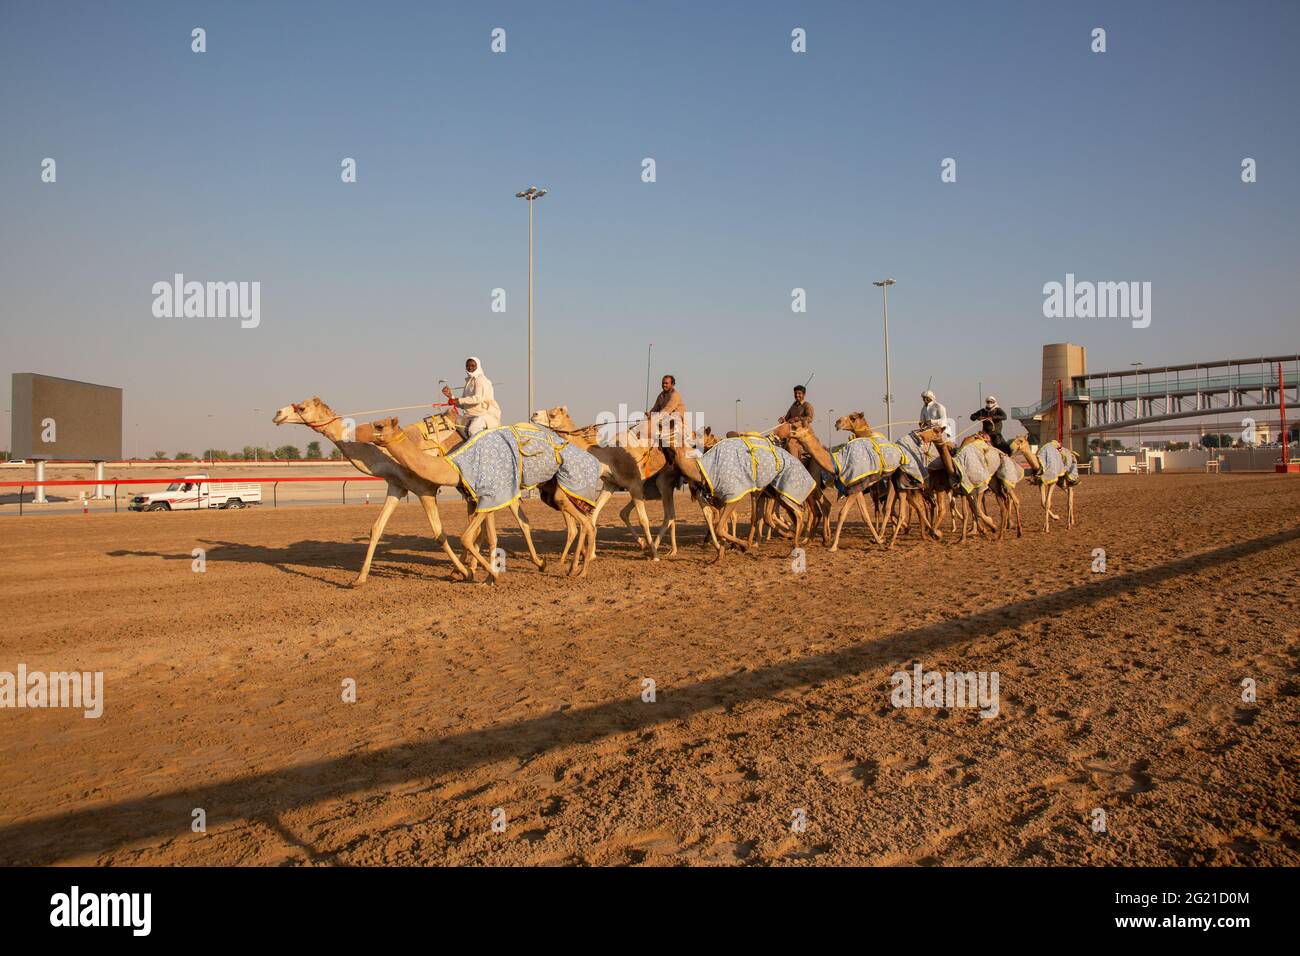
[129, 474, 262, 511]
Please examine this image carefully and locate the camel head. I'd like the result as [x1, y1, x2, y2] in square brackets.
[367, 417, 403, 446]
[785, 419, 817, 444]
[914, 423, 948, 446]
[836, 411, 871, 435]
[273, 396, 335, 428]
[769, 421, 793, 442]
[1009, 435, 1030, 455]
[531, 404, 576, 431]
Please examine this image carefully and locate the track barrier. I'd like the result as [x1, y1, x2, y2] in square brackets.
[0, 475, 386, 516]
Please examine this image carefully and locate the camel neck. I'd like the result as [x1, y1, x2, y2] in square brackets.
[381, 432, 458, 486]
[937, 441, 957, 475]
[1019, 445, 1042, 474]
[799, 434, 835, 472]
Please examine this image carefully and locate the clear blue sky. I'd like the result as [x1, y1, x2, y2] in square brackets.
[2, 0, 1297, 453]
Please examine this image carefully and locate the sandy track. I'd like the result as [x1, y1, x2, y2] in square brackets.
[0, 474, 1297, 866]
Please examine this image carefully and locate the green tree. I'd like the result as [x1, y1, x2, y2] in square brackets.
[274, 445, 301, 460]
[306, 440, 322, 459]
[152, 450, 168, 460]
[175, 451, 195, 460]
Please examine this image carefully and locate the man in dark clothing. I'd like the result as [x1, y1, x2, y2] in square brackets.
[780, 385, 814, 427]
[971, 395, 1011, 454]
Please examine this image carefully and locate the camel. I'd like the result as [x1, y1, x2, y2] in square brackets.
[272, 396, 469, 583]
[832, 412, 900, 523]
[771, 422, 835, 546]
[960, 434, 1023, 538]
[874, 425, 953, 548]
[1010, 435, 1079, 532]
[780, 420, 911, 550]
[669, 431, 812, 560]
[930, 438, 1002, 541]
[530, 406, 658, 562]
[532, 405, 687, 556]
[368, 418, 597, 580]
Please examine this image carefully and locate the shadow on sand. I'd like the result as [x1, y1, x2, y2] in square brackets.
[5, 526, 1296, 864]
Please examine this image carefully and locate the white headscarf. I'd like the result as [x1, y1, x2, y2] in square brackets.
[466, 357, 486, 383]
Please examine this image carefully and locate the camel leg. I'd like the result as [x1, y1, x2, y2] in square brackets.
[1068, 485, 1077, 527]
[711, 498, 752, 561]
[616, 496, 645, 546]
[630, 497, 658, 561]
[911, 491, 936, 540]
[698, 500, 722, 553]
[559, 497, 594, 577]
[1043, 484, 1054, 534]
[651, 473, 678, 556]
[817, 491, 832, 545]
[828, 490, 858, 551]
[931, 491, 948, 541]
[973, 489, 999, 536]
[747, 496, 760, 551]
[853, 491, 883, 546]
[589, 487, 615, 550]
[414, 492, 470, 581]
[460, 511, 499, 583]
[559, 510, 577, 564]
[788, 500, 806, 551]
[506, 500, 546, 570]
[353, 488, 402, 586]
[887, 492, 909, 549]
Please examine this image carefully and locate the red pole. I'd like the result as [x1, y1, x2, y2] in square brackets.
[1056, 378, 1064, 445]
[1280, 362, 1289, 468]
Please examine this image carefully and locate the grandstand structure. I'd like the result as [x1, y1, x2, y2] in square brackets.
[1013, 347, 1299, 456]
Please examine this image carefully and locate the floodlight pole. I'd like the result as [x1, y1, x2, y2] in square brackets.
[516, 186, 548, 420]
[874, 279, 896, 439]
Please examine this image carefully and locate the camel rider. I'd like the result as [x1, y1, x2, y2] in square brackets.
[780, 386, 814, 427]
[442, 356, 501, 439]
[919, 390, 953, 443]
[971, 395, 1010, 454]
[647, 374, 687, 446]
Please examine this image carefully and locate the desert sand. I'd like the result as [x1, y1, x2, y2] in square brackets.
[0, 473, 1297, 865]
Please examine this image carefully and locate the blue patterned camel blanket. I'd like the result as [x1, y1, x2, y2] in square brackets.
[995, 452, 1024, 488]
[892, 432, 930, 486]
[954, 442, 996, 495]
[770, 445, 816, 505]
[831, 437, 904, 489]
[696, 435, 784, 504]
[447, 424, 601, 513]
[1038, 440, 1080, 486]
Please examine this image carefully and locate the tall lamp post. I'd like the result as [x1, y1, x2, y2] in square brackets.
[827, 408, 834, 449]
[1130, 362, 1143, 460]
[515, 186, 548, 420]
[735, 399, 741, 434]
[873, 278, 896, 439]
